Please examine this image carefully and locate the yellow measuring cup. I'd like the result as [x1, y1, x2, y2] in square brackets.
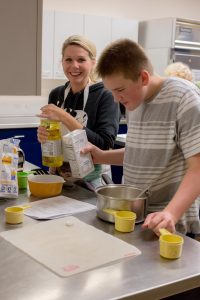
[159, 228, 184, 259]
[103, 209, 136, 233]
[5, 205, 31, 224]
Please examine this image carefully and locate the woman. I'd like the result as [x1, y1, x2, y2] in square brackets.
[164, 62, 193, 81]
[37, 35, 119, 190]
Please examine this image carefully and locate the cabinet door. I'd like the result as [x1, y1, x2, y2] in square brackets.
[111, 18, 138, 42]
[84, 15, 111, 58]
[42, 10, 54, 79]
[54, 11, 84, 79]
[138, 18, 174, 48]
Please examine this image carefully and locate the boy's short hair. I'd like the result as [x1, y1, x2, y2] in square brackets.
[96, 39, 154, 81]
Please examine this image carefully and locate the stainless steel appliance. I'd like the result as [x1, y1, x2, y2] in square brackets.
[139, 18, 200, 81]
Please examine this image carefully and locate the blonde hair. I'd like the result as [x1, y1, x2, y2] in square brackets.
[62, 35, 97, 82]
[165, 62, 193, 81]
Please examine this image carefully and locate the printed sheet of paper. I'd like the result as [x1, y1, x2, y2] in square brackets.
[24, 195, 96, 220]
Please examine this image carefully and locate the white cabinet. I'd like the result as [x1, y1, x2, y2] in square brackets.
[84, 15, 111, 58]
[111, 18, 138, 42]
[42, 10, 138, 79]
[139, 18, 174, 48]
[42, 10, 54, 79]
[84, 15, 138, 59]
[54, 11, 84, 79]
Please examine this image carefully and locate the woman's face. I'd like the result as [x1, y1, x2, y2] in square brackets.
[62, 45, 95, 90]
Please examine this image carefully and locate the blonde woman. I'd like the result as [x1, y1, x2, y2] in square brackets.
[38, 35, 119, 189]
[164, 62, 193, 81]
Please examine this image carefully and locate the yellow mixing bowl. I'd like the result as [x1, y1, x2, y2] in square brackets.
[28, 174, 65, 198]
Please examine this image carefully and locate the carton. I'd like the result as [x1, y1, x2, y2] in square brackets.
[62, 129, 94, 178]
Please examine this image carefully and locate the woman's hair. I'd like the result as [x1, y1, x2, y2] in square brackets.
[96, 39, 154, 81]
[164, 62, 193, 81]
[62, 35, 97, 82]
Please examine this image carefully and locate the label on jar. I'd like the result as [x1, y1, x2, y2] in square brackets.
[41, 140, 62, 157]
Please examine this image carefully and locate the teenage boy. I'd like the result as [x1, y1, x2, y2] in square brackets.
[82, 39, 200, 236]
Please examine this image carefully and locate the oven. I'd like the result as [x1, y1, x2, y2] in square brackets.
[172, 20, 200, 81]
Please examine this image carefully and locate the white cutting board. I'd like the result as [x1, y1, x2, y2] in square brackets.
[0, 217, 141, 277]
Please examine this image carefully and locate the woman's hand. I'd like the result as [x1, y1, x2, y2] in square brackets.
[37, 103, 83, 131]
[38, 104, 66, 121]
[142, 210, 176, 236]
[37, 126, 48, 143]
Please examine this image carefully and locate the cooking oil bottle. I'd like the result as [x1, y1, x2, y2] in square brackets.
[40, 119, 63, 167]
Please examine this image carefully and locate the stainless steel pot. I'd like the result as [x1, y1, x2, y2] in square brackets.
[96, 175, 148, 224]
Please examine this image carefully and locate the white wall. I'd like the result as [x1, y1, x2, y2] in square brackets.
[43, 0, 200, 21]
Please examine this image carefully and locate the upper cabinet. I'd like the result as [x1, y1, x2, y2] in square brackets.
[42, 11, 84, 79]
[42, 10, 138, 79]
[54, 12, 84, 79]
[0, 0, 42, 95]
[84, 15, 112, 59]
[111, 18, 138, 41]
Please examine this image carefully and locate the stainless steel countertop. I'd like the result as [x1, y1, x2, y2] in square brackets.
[0, 178, 200, 299]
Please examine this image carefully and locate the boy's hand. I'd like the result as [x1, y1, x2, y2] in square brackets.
[142, 211, 176, 236]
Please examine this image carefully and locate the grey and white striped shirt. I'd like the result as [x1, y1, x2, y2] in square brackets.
[124, 77, 200, 234]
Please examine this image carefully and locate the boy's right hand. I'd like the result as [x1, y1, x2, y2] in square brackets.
[81, 143, 104, 164]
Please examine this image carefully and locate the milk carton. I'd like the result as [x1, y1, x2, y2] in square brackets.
[62, 129, 94, 178]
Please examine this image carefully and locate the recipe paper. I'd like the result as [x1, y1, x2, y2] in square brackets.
[24, 195, 96, 220]
[0, 216, 141, 277]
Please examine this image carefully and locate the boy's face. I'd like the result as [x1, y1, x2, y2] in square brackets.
[103, 72, 148, 111]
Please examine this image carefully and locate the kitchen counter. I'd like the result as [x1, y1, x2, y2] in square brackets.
[0, 179, 200, 299]
[115, 133, 127, 147]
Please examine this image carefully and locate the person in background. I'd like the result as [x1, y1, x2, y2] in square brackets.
[164, 61, 193, 81]
[37, 35, 119, 190]
[82, 39, 200, 237]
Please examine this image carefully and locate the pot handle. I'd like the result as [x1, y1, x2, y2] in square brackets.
[101, 174, 114, 184]
[103, 208, 117, 216]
